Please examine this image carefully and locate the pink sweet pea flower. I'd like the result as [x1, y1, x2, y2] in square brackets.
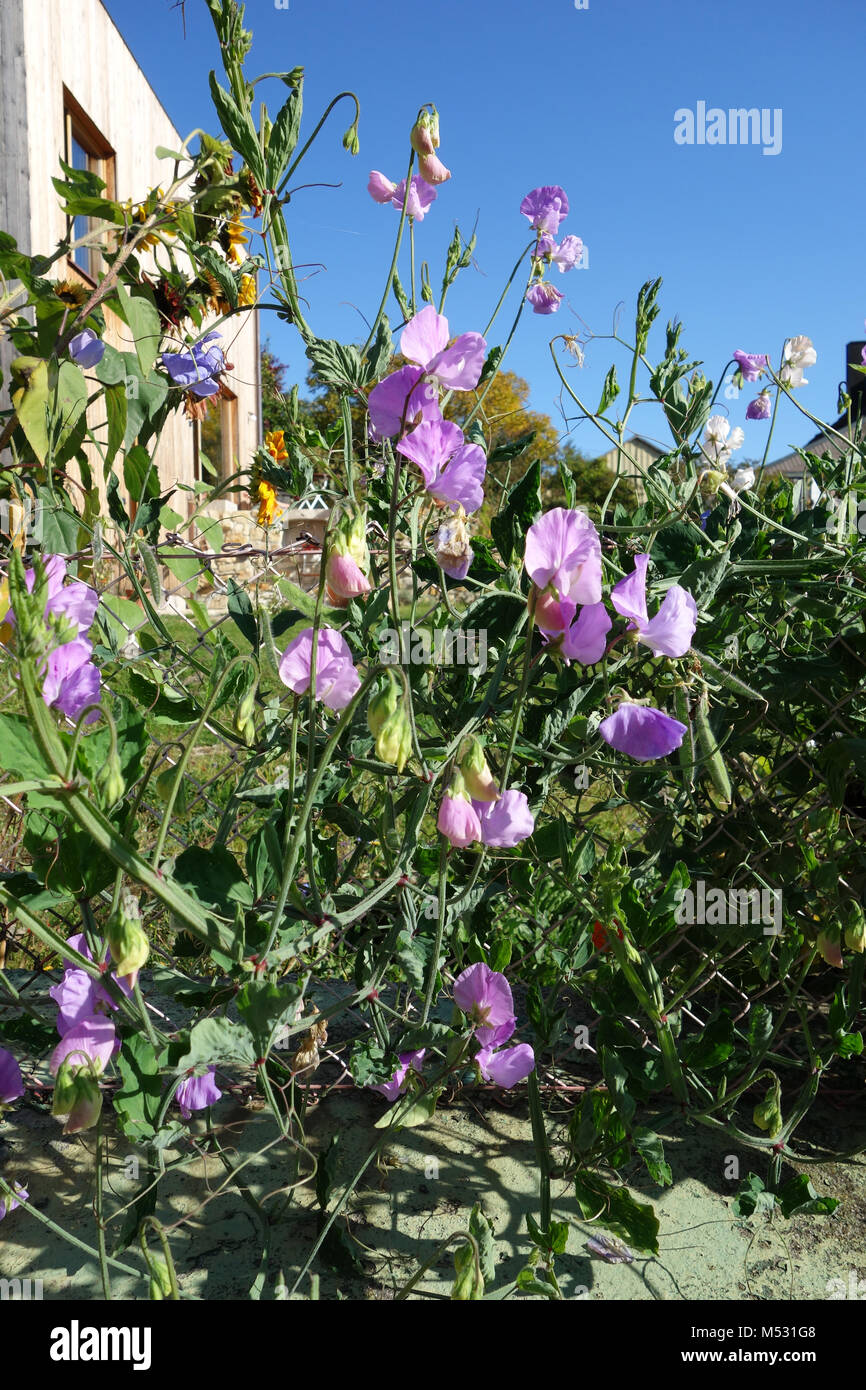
[176, 1067, 222, 1118]
[520, 185, 570, 234]
[418, 152, 451, 185]
[526, 282, 563, 315]
[41, 639, 101, 724]
[392, 175, 438, 220]
[49, 1016, 117, 1077]
[453, 963, 516, 1046]
[475, 1042, 535, 1089]
[400, 306, 487, 392]
[49, 932, 132, 1037]
[370, 1050, 426, 1102]
[368, 171, 398, 203]
[438, 774, 482, 847]
[278, 627, 361, 711]
[325, 552, 372, 606]
[397, 419, 487, 514]
[471, 790, 535, 848]
[610, 554, 697, 658]
[0, 1048, 24, 1104]
[599, 704, 687, 761]
[367, 366, 441, 443]
[525, 508, 603, 633]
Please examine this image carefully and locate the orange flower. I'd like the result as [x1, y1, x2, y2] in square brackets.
[264, 429, 288, 463]
[257, 480, 283, 529]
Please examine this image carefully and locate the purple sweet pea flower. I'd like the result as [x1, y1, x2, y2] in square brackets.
[453, 962, 516, 1046]
[49, 933, 132, 1036]
[733, 350, 768, 382]
[437, 785, 482, 848]
[391, 175, 438, 221]
[41, 639, 101, 723]
[368, 170, 397, 203]
[49, 1016, 117, 1077]
[475, 1042, 535, 1089]
[599, 704, 688, 761]
[176, 1067, 222, 1119]
[367, 365, 441, 442]
[610, 554, 697, 658]
[4, 554, 99, 637]
[526, 282, 563, 315]
[558, 601, 612, 665]
[520, 185, 570, 234]
[68, 329, 105, 369]
[0, 1048, 24, 1104]
[746, 391, 772, 421]
[278, 627, 361, 711]
[400, 306, 487, 392]
[525, 508, 603, 633]
[0, 1181, 28, 1221]
[397, 419, 487, 514]
[471, 790, 535, 848]
[163, 331, 224, 397]
[370, 1050, 426, 1102]
[551, 235, 584, 273]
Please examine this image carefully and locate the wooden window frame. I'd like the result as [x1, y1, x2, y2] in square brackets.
[63, 88, 116, 284]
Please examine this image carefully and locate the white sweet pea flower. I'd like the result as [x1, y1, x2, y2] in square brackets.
[730, 467, 756, 492]
[701, 415, 744, 469]
[780, 335, 816, 388]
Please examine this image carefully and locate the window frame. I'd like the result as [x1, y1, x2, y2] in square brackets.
[62, 89, 116, 284]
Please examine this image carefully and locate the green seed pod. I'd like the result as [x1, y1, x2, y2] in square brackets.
[695, 691, 731, 806]
[106, 889, 150, 985]
[673, 686, 695, 790]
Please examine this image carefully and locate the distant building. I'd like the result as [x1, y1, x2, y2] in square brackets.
[598, 434, 666, 504]
[0, 0, 261, 512]
[762, 340, 865, 493]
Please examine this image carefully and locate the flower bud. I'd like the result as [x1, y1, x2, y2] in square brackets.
[52, 1059, 102, 1134]
[96, 746, 125, 808]
[106, 890, 150, 986]
[816, 929, 843, 968]
[843, 903, 866, 954]
[699, 469, 726, 498]
[458, 736, 499, 803]
[752, 1076, 782, 1138]
[326, 503, 372, 606]
[342, 124, 360, 156]
[410, 108, 439, 156]
[234, 680, 257, 746]
[418, 152, 451, 185]
[367, 674, 411, 771]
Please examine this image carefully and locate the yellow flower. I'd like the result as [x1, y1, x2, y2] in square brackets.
[238, 273, 257, 307]
[203, 270, 230, 316]
[226, 216, 248, 265]
[257, 480, 283, 529]
[264, 429, 288, 463]
[52, 278, 88, 307]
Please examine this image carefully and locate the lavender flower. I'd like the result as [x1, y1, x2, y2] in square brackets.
[599, 704, 688, 761]
[163, 331, 225, 397]
[733, 350, 768, 382]
[520, 185, 570, 235]
[397, 419, 487, 514]
[525, 508, 603, 633]
[370, 1050, 426, 1102]
[746, 391, 772, 420]
[471, 790, 535, 848]
[278, 627, 361, 711]
[610, 554, 698, 658]
[176, 1067, 222, 1119]
[0, 1048, 24, 1104]
[526, 282, 563, 315]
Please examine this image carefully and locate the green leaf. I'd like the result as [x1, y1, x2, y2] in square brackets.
[173, 845, 253, 916]
[468, 1203, 497, 1284]
[208, 72, 262, 178]
[12, 360, 50, 462]
[113, 287, 162, 378]
[176, 1016, 257, 1071]
[374, 1089, 438, 1130]
[0, 713, 51, 780]
[123, 445, 160, 504]
[227, 577, 258, 649]
[681, 1012, 734, 1070]
[114, 1033, 167, 1142]
[237, 980, 302, 1052]
[305, 338, 363, 392]
[126, 673, 199, 724]
[776, 1174, 839, 1219]
[574, 1173, 659, 1254]
[597, 364, 620, 415]
[192, 244, 238, 310]
[267, 87, 303, 185]
[632, 1129, 673, 1187]
[732, 1172, 775, 1218]
[104, 381, 127, 466]
[490, 459, 541, 565]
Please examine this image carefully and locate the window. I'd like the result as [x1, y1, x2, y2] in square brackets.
[63, 91, 115, 282]
[196, 393, 239, 484]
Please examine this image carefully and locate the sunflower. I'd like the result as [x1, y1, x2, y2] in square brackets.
[264, 429, 288, 464]
[257, 480, 283, 529]
[52, 278, 88, 307]
[238, 273, 257, 307]
[223, 215, 248, 266]
[203, 270, 231, 316]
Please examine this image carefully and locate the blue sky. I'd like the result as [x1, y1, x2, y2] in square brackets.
[104, 0, 866, 462]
